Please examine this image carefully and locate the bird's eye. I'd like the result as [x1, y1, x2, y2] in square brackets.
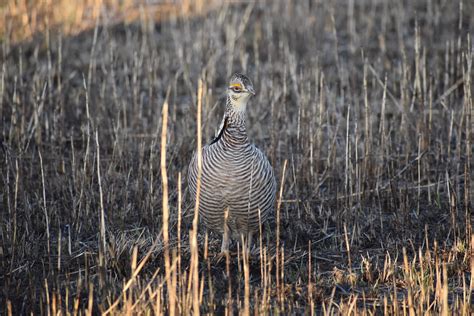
[231, 86, 242, 93]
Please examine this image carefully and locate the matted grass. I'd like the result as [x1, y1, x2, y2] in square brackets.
[1, 0, 473, 314]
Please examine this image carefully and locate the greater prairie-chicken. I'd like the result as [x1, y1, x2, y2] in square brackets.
[188, 73, 276, 252]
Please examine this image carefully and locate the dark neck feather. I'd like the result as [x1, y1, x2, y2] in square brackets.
[210, 116, 228, 145]
[213, 96, 248, 145]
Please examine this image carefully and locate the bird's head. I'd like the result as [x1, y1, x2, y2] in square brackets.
[226, 73, 255, 113]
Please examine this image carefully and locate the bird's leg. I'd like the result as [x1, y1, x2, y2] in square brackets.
[214, 209, 230, 264]
[214, 232, 230, 264]
[220, 207, 231, 254]
[221, 227, 230, 253]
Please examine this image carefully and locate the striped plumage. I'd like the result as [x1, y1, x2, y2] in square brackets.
[188, 73, 276, 252]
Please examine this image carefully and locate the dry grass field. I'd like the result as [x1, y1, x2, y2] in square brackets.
[1, 0, 473, 314]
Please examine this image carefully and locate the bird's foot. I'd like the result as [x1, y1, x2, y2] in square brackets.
[213, 249, 230, 264]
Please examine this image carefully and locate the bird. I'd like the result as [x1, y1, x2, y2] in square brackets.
[188, 73, 277, 254]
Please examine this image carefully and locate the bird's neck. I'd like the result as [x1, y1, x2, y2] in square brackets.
[223, 97, 248, 144]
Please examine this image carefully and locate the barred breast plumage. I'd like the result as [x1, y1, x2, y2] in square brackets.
[188, 73, 276, 252]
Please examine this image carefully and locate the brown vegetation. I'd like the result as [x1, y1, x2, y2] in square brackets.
[1, 0, 473, 314]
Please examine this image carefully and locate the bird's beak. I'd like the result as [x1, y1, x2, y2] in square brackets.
[246, 87, 256, 96]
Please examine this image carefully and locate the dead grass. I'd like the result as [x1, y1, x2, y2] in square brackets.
[1, 0, 473, 314]
[2, 0, 215, 44]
